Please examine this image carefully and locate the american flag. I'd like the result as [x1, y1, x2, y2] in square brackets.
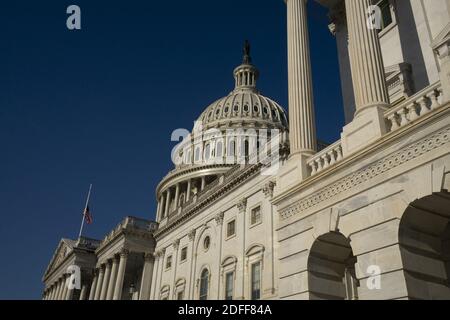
[83, 206, 93, 225]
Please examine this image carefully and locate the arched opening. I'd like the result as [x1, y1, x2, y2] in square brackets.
[399, 192, 450, 299]
[307, 232, 358, 300]
[199, 269, 209, 300]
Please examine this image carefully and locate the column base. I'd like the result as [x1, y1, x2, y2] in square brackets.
[341, 105, 388, 156]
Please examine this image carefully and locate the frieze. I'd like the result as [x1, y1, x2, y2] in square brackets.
[279, 127, 450, 220]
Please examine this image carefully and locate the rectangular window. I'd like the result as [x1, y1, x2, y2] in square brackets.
[250, 206, 261, 226]
[180, 247, 188, 262]
[166, 255, 172, 269]
[225, 272, 234, 300]
[227, 220, 236, 238]
[251, 262, 261, 300]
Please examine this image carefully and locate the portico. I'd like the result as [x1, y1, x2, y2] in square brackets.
[90, 216, 158, 300]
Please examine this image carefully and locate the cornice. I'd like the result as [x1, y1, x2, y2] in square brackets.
[154, 162, 264, 239]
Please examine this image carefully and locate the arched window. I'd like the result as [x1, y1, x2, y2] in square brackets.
[216, 141, 223, 158]
[241, 140, 249, 160]
[204, 144, 211, 161]
[195, 147, 201, 162]
[228, 140, 235, 157]
[199, 269, 209, 300]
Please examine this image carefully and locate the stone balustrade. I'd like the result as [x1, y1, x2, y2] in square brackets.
[307, 141, 343, 177]
[385, 82, 443, 133]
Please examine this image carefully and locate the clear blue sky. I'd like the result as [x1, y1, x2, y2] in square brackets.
[0, 0, 344, 299]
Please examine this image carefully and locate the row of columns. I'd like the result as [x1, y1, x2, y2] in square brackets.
[286, 0, 389, 155]
[43, 274, 72, 300]
[157, 176, 208, 221]
[88, 249, 129, 300]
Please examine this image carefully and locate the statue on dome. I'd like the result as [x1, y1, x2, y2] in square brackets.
[243, 40, 252, 64]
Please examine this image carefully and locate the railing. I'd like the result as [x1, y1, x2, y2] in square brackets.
[307, 140, 344, 177]
[385, 82, 443, 133]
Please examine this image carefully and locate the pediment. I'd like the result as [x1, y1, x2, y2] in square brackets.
[43, 238, 75, 280]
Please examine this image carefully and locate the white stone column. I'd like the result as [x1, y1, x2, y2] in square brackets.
[65, 284, 74, 300]
[174, 184, 180, 209]
[139, 253, 155, 300]
[341, 0, 390, 155]
[156, 200, 161, 222]
[61, 275, 68, 300]
[88, 271, 98, 300]
[150, 254, 160, 300]
[47, 286, 53, 300]
[159, 195, 165, 221]
[286, 0, 317, 156]
[53, 284, 58, 300]
[107, 256, 119, 300]
[201, 177, 206, 191]
[345, 0, 389, 115]
[164, 189, 171, 218]
[113, 249, 129, 300]
[94, 266, 105, 300]
[186, 179, 191, 202]
[100, 261, 112, 300]
[54, 281, 61, 300]
[80, 284, 88, 300]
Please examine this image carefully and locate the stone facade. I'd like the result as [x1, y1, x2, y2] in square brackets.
[43, 0, 450, 300]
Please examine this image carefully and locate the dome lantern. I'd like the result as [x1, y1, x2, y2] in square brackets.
[233, 40, 260, 92]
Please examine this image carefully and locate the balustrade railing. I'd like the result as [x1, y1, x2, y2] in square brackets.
[307, 141, 343, 177]
[385, 82, 443, 133]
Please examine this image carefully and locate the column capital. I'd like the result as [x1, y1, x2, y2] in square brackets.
[120, 248, 130, 257]
[188, 229, 196, 241]
[237, 198, 247, 213]
[172, 239, 180, 250]
[144, 252, 155, 262]
[215, 212, 225, 225]
[263, 181, 276, 199]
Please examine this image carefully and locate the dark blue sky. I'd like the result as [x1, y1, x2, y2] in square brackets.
[0, 0, 344, 299]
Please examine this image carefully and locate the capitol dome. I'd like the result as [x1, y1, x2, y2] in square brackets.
[156, 42, 289, 223]
[195, 54, 288, 132]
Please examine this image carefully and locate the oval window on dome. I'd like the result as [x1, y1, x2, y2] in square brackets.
[224, 106, 229, 113]
[216, 108, 221, 115]
[234, 105, 239, 112]
[244, 105, 249, 112]
[253, 105, 259, 113]
[263, 107, 269, 115]
[272, 110, 278, 119]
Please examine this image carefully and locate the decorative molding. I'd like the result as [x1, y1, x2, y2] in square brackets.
[144, 253, 155, 262]
[120, 249, 130, 257]
[280, 127, 450, 220]
[237, 198, 247, 213]
[215, 212, 225, 225]
[173, 239, 180, 250]
[262, 181, 276, 199]
[155, 159, 267, 238]
[188, 229, 196, 242]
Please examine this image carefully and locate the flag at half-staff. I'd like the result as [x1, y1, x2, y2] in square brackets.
[83, 205, 93, 225]
[78, 184, 93, 238]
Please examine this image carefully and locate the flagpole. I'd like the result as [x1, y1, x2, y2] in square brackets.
[78, 184, 92, 239]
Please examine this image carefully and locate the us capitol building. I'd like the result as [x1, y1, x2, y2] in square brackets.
[42, 0, 450, 300]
